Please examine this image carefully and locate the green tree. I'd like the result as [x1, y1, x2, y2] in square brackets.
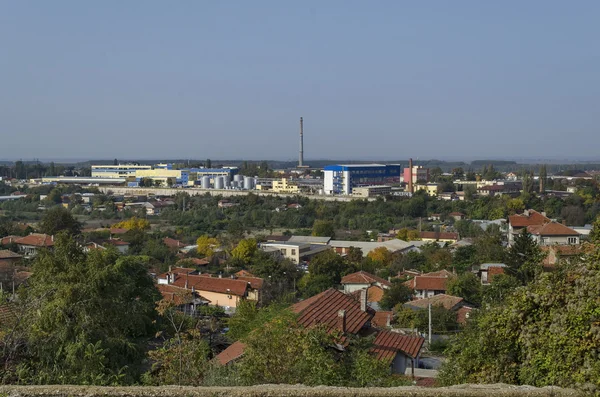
[39, 205, 81, 236]
[379, 279, 413, 310]
[312, 219, 335, 238]
[446, 272, 482, 305]
[482, 274, 521, 305]
[413, 305, 459, 333]
[231, 238, 258, 264]
[439, 248, 600, 389]
[196, 235, 219, 258]
[507, 229, 545, 284]
[17, 234, 160, 384]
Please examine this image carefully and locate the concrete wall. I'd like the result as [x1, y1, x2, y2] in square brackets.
[0, 384, 584, 397]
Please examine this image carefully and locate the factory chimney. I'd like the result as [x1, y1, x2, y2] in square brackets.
[299, 117, 304, 167]
[408, 158, 414, 194]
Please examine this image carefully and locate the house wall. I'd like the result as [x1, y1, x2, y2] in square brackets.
[534, 235, 580, 246]
[343, 284, 369, 294]
[391, 352, 410, 374]
[197, 290, 242, 309]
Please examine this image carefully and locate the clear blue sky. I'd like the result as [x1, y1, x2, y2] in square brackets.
[1, 1, 599, 161]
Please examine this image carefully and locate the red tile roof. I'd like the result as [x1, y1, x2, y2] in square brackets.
[235, 270, 257, 278]
[367, 285, 385, 303]
[527, 222, 579, 236]
[419, 231, 459, 240]
[171, 274, 248, 297]
[292, 288, 373, 335]
[371, 311, 393, 328]
[372, 330, 424, 360]
[341, 271, 391, 287]
[157, 284, 196, 305]
[421, 270, 454, 278]
[14, 234, 54, 247]
[0, 250, 22, 259]
[109, 228, 129, 235]
[448, 212, 464, 216]
[215, 341, 247, 365]
[509, 210, 550, 228]
[456, 306, 473, 325]
[405, 294, 464, 311]
[0, 304, 16, 324]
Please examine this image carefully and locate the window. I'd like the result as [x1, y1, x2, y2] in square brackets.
[542, 237, 550, 245]
[280, 249, 287, 255]
[291, 249, 296, 255]
[568, 237, 578, 244]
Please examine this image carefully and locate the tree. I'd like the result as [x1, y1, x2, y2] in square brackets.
[205, 159, 212, 169]
[439, 248, 600, 389]
[413, 305, 458, 333]
[446, 272, 482, 305]
[396, 228, 420, 241]
[507, 229, 545, 284]
[345, 246, 364, 265]
[312, 219, 335, 238]
[16, 235, 160, 384]
[367, 247, 392, 266]
[231, 238, 258, 264]
[539, 164, 547, 193]
[39, 206, 81, 236]
[196, 235, 219, 258]
[379, 279, 413, 310]
[482, 274, 521, 305]
[113, 216, 150, 231]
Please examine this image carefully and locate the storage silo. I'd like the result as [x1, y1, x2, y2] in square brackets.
[202, 176, 211, 189]
[214, 176, 225, 190]
[234, 174, 243, 183]
[224, 174, 231, 188]
[243, 176, 254, 190]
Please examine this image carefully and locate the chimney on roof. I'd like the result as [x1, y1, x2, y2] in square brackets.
[360, 289, 367, 312]
[337, 309, 346, 333]
[386, 313, 391, 327]
[185, 274, 189, 289]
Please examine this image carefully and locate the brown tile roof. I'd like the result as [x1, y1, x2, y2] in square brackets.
[215, 341, 247, 365]
[371, 311, 393, 328]
[0, 250, 22, 259]
[372, 330, 424, 360]
[14, 234, 54, 247]
[0, 236, 20, 246]
[341, 271, 391, 287]
[185, 258, 210, 266]
[419, 231, 459, 240]
[14, 271, 33, 283]
[448, 212, 464, 216]
[421, 270, 454, 278]
[109, 228, 129, 235]
[487, 266, 505, 280]
[415, 377, 438, 387]
[405, 276, 450, 292]
[163, 237, 185, 249]
[456, 306, 473, 325]
[527, 222, 579, 236]
[236, 276, 264, 290]
[291, 288, 373, 335]
[171, 274, 248, 297]
[0, 304, 16, 324]
[157, 284, 197, 305]
[367, 285, 385, 303]
[508, 210, 550, 228]
[405, 294, 464, 311]
[235, 270, 256, 278]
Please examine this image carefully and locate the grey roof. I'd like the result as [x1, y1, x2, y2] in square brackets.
[328, 239, 413, 256]
[480, 263, 507, 270]
[288, 236, 331, 245]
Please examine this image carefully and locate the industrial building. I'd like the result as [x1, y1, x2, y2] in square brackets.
[133, 169, 192, 186]
[91, 164, 152, 178]
[323, 164, 401, 195]
[403, 165, 429, 185]
[352, 185, 392, 198]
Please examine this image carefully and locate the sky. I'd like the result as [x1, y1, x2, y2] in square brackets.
[1, 1, 599, 162]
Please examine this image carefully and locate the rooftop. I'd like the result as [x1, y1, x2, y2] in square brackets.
[341, 270, 391, 287]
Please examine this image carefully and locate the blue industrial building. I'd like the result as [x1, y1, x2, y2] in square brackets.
[323, 164, 401, 195]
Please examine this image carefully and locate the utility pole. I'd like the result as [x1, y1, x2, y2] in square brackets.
[428, 303, 432, 345]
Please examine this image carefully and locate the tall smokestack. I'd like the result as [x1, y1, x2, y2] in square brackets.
[299, 117, 304, 167]
[408, 158, 414, 194]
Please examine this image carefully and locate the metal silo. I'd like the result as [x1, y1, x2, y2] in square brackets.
[224, 174, 231, 188]
[234, 174, 243, 183]
[243, 176, 254, 190]
[202, 176, 211, 189]
[214, 176, 224, 190]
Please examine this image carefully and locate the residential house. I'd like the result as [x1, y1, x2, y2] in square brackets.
[215, 288, 425, 375]
[448, 212, 465, 221]
[507, 209, 550, 246]
[14, 234, 54, 257]
[371, 311, 393, 328]
[477, 184, 520, 197]
[260, 242, 330, 264]
[405, 270, 455, 299]
[104, 239, 130, 254]
[82, 242, 106, 253]
[475, 263, 507, 285]
[234, 270, 264, 303]
[157, 284, 208, 315]
[163, 237, 186, 251]
[419, 231, 459, 244]
[0, 250, 22, 265]
[541, 245, 586, 270]
[157, 268, 253, 310]
[527, 222, 580, 246]
[404, 293, 474, 325]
